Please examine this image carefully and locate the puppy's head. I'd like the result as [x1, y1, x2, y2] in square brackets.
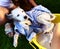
[8, 7, 32, 25]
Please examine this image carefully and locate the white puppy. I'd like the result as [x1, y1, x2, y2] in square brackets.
[8, 7, 36, 47]
[7, 6, 56, 48]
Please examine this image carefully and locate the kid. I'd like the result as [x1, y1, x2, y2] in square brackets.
[0, 0, 16, 25]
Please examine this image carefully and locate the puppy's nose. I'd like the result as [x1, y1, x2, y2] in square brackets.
[24, 16, 27, 19]
[28, 18, 32, 23]
[25, 23, 28, 25]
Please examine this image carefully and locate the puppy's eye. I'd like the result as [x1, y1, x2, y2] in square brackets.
[17, 14, 19, 17]
[24, 16, 27, 19]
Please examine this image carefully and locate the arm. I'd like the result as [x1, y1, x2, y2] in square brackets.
[29, 0, 37, 7]
[0, 7, 9, 25]
[51, 23, 60, 49]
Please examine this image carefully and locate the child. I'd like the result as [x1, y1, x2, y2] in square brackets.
[0, 0, 16, 25]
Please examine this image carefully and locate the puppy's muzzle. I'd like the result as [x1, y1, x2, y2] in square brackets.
[24, 16, 32, 23]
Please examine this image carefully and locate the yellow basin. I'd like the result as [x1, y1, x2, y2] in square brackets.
[52, 13, 60, 23]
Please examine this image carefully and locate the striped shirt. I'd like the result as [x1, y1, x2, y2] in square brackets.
[0, 0, 12, 8]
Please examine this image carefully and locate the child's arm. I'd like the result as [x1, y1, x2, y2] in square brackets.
[51, 23, 60, 49]
[29, 0, 37, 7]
[0, 7, 9, 25]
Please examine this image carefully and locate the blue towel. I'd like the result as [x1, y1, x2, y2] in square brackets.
[14, 21, 34, 40]
[26, 5, 52, 22]
[26, 5, 52, 33]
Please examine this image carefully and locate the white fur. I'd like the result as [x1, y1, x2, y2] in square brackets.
[11, 7, 30, 21]
[37, 12, 54, 33]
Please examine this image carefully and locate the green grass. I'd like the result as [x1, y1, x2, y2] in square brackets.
[36, 0, 60, 13]
[0, 26, 33, 49]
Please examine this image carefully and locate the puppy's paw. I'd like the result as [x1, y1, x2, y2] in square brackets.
[13, 40, 18, 47]
[13, 33, 19, 47]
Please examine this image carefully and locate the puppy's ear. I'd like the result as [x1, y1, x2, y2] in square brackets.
[7, 14, 13, 19]
[50, 14, 56, 21]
